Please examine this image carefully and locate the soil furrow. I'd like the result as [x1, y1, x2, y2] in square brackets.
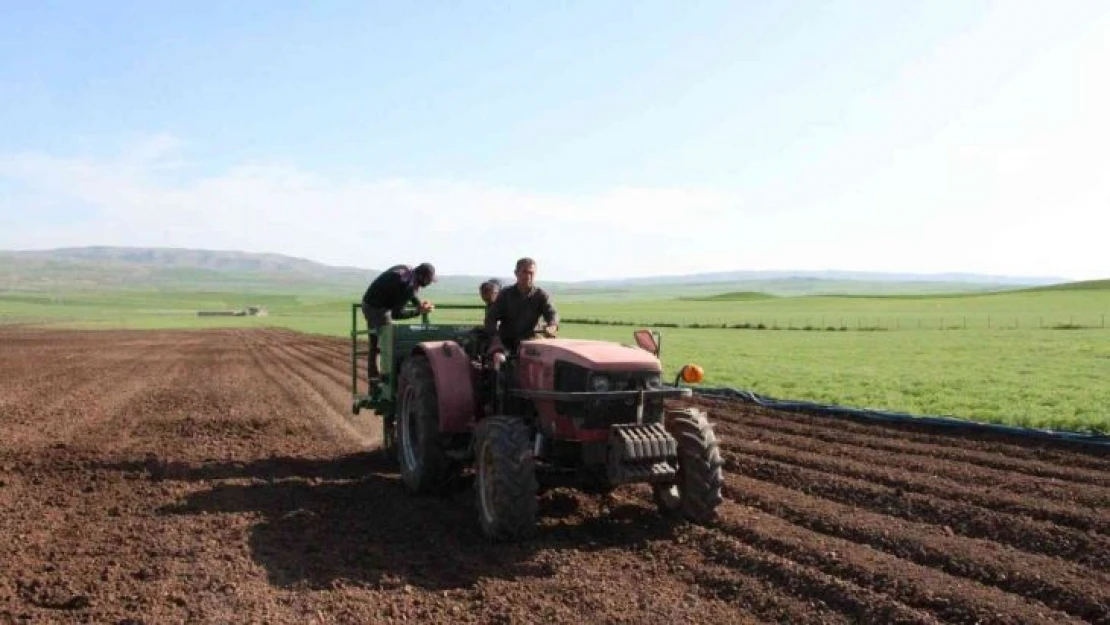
[712, 411, 1110, 487]
[263, 335, 354, 400]
[719, 472, 1110, 622]
[718, 436, 1110, 534]
[717, 421, 1110, 509]
[723, 450, 1110, 570]
[690, 528, 941, 624]
[718, 498, 1101, 623]
[279, 340, 357, 389]
[248, 332, 378, 448]
[690, 396, 1110, 476]
[688, 563, 855, 624]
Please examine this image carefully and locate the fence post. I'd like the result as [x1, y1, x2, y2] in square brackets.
[988, 315, 991, 329]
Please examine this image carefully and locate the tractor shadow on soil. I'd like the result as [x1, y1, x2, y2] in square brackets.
[150, 449, 684, 592]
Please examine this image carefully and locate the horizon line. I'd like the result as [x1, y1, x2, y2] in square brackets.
[0, 244, 1088, 284]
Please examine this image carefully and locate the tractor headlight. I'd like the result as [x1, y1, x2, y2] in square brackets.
[590, 374, 611, 392]
[644, 373, 662, 388]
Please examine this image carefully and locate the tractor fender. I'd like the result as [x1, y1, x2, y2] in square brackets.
[412, 341, 477, 434]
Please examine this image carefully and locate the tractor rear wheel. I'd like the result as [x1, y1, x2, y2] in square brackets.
[474, 415, 538, 541]
[396, 354, 452, 493]
[652, 407, 723, 524]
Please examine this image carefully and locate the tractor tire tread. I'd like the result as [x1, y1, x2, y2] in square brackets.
[475, 415, 538, 541]
[664, 407, 724, 524]
[397, 354, 452, 493]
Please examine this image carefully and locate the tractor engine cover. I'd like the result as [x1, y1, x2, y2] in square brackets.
[606, 423, 678, 485]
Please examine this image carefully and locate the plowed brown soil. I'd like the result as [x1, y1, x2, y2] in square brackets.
[1, 328, 1107, 624]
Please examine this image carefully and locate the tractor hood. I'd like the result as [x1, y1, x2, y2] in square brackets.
[518, 338, 660, 372]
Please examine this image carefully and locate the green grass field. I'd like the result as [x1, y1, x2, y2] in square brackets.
[2, 285, 1108, 434]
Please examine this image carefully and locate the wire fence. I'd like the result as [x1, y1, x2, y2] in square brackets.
[561, 314, 1109, 332]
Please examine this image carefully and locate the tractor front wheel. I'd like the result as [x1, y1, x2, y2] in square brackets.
[396, 354, 452, 493]
[652, 407, 723, 524]
[474, 415, 538, 541]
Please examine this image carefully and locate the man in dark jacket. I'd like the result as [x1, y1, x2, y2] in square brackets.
[484, 257, 558, 366]
[362, 262, 436, 380]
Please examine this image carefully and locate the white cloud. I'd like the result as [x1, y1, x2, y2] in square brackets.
[0, 140, 753, 280]
[1, 122, 1107, 281]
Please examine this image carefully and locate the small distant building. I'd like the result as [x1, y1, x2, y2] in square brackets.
[196, 305, 269, 317]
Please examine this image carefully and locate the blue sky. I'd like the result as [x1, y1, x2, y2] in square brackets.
[1, 0, 1107, 281]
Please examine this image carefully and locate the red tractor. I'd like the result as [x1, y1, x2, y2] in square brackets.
[386, 319, 723, 541]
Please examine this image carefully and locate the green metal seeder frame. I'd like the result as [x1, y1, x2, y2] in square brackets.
[350, 302, 487, 415]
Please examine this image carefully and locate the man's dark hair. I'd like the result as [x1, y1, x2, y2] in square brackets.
[515, 257, 536, 272]
[480, 278, 500, 294]
[414, 262, 436, 286]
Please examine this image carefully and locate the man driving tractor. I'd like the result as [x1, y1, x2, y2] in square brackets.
[361, 262, 436, 381]
[484, 257, 559, 367]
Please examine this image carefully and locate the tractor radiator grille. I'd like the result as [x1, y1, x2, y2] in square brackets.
[607, 423, 677, 485]
[553, 361, 664, 425]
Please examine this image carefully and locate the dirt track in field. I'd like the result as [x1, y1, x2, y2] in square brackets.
[1, 328, 1107, 624]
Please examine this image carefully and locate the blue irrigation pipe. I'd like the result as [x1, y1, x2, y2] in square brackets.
[688, 386, 1110, 448]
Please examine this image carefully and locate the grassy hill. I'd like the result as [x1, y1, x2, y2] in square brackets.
[682, 291, 780, 301]
[1019, 279, 1110, 292]
[0, 246, 1079, 299]
[0, 247, 372, 295]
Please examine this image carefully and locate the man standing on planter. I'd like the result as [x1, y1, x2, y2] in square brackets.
[361, 262, 436, 382]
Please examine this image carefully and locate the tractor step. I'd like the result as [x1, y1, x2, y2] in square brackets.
[607, 423, 678, 485]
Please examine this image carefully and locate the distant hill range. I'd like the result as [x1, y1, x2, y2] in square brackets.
[0, 246, 1082, 298]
